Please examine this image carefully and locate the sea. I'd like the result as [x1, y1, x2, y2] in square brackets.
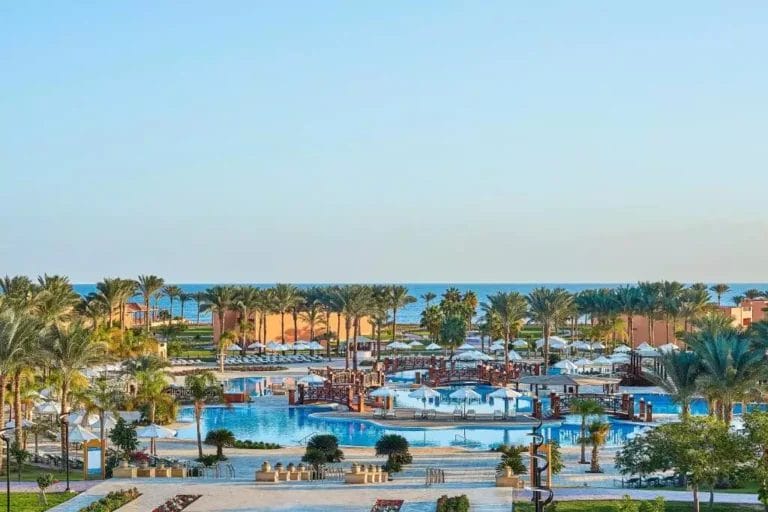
[71, 283, 766, 325]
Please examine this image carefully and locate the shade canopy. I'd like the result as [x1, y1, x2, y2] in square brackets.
[449, 388, 481, 401]
[638, 348, 660, 358]
[5, 419, 34, 429]
[511, 339, 529, 348]
[553, 360, 578, 370]
[456, 343, 475, 351]
[408, 340, 424, 347]
[35, 402, 61, 414]
[67, 424, 98, 443]
[136, 423, 177, 439]
[92, 413, 119, 432]
[408, 385, 440, 400]
[454, 350, 492, 361]
[590, 342, 606, 350]
[298, 374, 327, 385]
[488, 387, 522, 399]
[636, 342, 654, 351]
[247, 342, 265, 349]
[369, 386, 397, 398]
[424, 343, 442, 351]
[658, 343, 679, 353]
[507, 350, 523, 361]
[293, 343, 311, 351]
[571, 341, 592, 350]
[535, 337, 568, 350]
[388, 341, 411, 350]
[613, 344, 631, 353]
[68, 411, 98, 426]
[591, 356, 613, 366]
[225, 344, 241, 351]
[307, 341, 325, 350]
[574, 358, 593, 367]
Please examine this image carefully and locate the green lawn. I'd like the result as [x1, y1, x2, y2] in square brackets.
[512, 501, 760, 511]
[0, 492, 76, 512]
[2, 464, 84, 482]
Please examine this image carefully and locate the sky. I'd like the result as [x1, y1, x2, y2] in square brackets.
[1, 2, 767, 283]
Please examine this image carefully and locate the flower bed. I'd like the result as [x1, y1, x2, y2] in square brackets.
[232, 439, 281, 449]
[152, 494, 202, 512]
[79, 488, 140, 512]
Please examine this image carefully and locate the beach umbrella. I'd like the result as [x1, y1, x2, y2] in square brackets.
[457, 343, 475, 351]
[454, 350, 491, 361]
[409, 340, 424, 348]
[590, 342, 605, 351]
[535, 337, 568, 350]
[425, 343, 442, 351]
[449, 388, 481, 417]
[511, 339, 528, 349]
[247, 342, 265, 350]
[658, 343, 679, 354]
[507, 350, 522, 362]
[5, 419, 34, 430]
[293, 342, 311, 351]
[137, 423, 177, 455]
[613, 344, 631, 353]
[488, 387, 522, 417]
[408, 385, 440, 409]
[35, 402, 61, 415]
[298, 374, 327, 386]
[638, 348, 660, 358]
[609, 353, 630, 363]
[226, 344, 241, 352]
[636, 342, 654, 351]
[308, 341, 324, 351]
[369, 386, 397, 398]
[571, 341, 592, 350]
[68, 411, 98, 426]
[67, 424, 98, 443]
[591, 356, 613, 366]
[553, 360, 578, 372]
[574, 358, 593, 367]
[92, 413, 119, 433]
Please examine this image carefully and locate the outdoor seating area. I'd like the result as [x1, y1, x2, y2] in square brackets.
[344, 463, 389, 484]
[170, 358, 205, 366]
[255, 461, 312, 482]
[620, 475, 680, 489]
[223, 355, 325, 365]
[370, 407, 522, 422]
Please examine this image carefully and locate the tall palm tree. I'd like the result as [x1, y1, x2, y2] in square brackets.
[614, 286, 641, 347]
[346, 285, 373, 370]
[732, 295, 745, 307]
[387, 285, 416, 341]
[42, 322, 107, 456]
[421, 292, 437, 307]
[0, 275, 37, 314]
[134, 368, 169, 455]
[272, 284, 301, 346]
[136, 275, 165, 333]
[744, 289, 762, 300]
[300, 287, 325, 344]
[333, 285, 356, 369]
[526, 287, 573, 375]
[163, 285, 183, 325]
[710, 284, 730, 306]
[637, 282, 662, 345]
[217, 330, 237, 373]
[679, 287, 711, 332]
[653, 350, 701, 419]
[95, 278, 124, 329]
[116, 279, 137, 332]
[570, 398, 604, 464]
[178, 292, 192, 324]
[369, 285, 389, 361]
[199, 285, 237, 342]
[234, 286, 260, 350]
[586, 421, 610, 473]
[660, 281, 684, 343]
[185, 371, 219, 459]
[193, 291, 205, 325]
[462, 290, 478, 329]
[481, 292, 527, 369]
[78, 377, 119, 450]
[34, 274, 80, 326]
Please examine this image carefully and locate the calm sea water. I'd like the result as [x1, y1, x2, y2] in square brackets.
[72, 283, 766, 325]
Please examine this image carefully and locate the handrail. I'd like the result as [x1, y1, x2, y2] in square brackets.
[295, 431, 321, 445]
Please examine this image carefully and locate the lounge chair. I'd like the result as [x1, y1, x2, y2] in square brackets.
[413, 410, 422, 420]
[372, 408, 384, 419]
[466, 409, 476, 420]
[452, 408, 463, 420]
[424, 409, 437, 420]
[493, 410, 503, 420]
[384, 409, 396, 419]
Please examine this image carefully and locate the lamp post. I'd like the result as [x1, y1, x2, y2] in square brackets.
[58, 414, 70, 492]
[0, 426, 11, 512]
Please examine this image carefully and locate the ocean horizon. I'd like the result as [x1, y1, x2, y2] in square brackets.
[72, 282, 767, 325]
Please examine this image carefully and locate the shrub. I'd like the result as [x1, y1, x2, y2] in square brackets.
[204, 428, 235, 460]
[130, 451, 150, 465]
[197, 454, 219, 467]
[232, 439, 281, 449]
[302, 434, 344, 469]
[37, 473, 55, 505]
[375, 434, 412, 474]
[436, 494, 470, 512]
[616, 495, 639, 512]
[109, 418, 138, 460]
[495, 444, 526, 475]
[638, 497, 665, 512]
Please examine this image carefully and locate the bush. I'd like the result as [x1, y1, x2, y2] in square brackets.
[109, 418, 138, 460]
[375, 434, 412, 474]
[197, 454, 219, 467]
[204, 428, 235, 460]
[78, 488, 140, 512]
[639, 497, 665, 512]
[302, 435, 344, 468]
[232, 439, 281, 449]
[436, 495, 470, 512]
[617, 495, 639, 512]
[495, 444, 526, 474]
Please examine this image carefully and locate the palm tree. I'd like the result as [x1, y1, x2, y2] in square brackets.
[178, 292, 192, 324]
[34, 274, 80, 326]
[744, 289, 762, 300]
[387, 286, 416, 341]
[440, 315, 466, 359]
[732, 295, 745, 307]
[134, 368, 169, 454]
[234, 286, 260, 350]
[653, 351, 701, 419]
[163, 285, 183, 325]
[185, 371, 220, 459]
[586, 421, 610, 473]
[462, 291, 478, 329]
[526, 287, 573, 375]
[136, 276, 165, 333]
[710, 284, 730, 306]
[679, 287, 711, 332]
[205, 428, 235, 460]
[614, 286, 641, 347]
[0, 275, 37, 314]
[570, 399, 604, 464]
[42, 322, 107, 456]
[116, 279, 137, 332]
[218, 330, 237, 373]
[346, 285, 373, 370]
[422, 292, 437, 307]
[481, 292, 527, 369]
[637, 282, 662, 345]
[420, 305, 443, 343]
[199, 285, 237, 342]
[79, 377, 119, 450]
[272, 284, 301, 346]
[95, 278, 124, 329]
[660, 281, 684, 343]
[193, 291, 205, 325]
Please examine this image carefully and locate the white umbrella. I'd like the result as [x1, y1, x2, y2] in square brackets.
[614, 344, 631, 353]
[636, 342, 654, 351]
[425, 343, 442, 351]
[553, 360, 578, 371]
[590, 342, 606, 350]
[298, 374, 327, 386]
[247, 342, 265, 350]
[308, 341, 324, 350]
[226, 344, 241, 352]
[571, 341, 592, 350]
[408, 385, 440, 401]
[68, 411, 98, 426]
[574, 358, 593, 367]
[457, 343, 475, 351]
[488, 387, 522, 417]
[5, 419, 34, 429]
[388, 341, 411, 350]
[409, 340, 424, 348]
[369, 386, 397, 398]
[454, 350, 491, 361]
[658, 343, 679, 353]
[449, 388, 481, 417]
[137, 423, 177, 440]
[92, 413, 119, 432]
[512, 339, 529, 349]
[67, 424, 98, 443]
[266, 342, 284, 351]
[507, 350, 523, 361]
[638, 348, 660, 358]
[489, 343, 506, 352]
[591, 356, 613, 366]
[535, 337, 568, 350]
[35, 402, 61, 415]
[293, 342, 311, 351]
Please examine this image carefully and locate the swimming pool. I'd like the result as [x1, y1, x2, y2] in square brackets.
[176, 403, 647, 449]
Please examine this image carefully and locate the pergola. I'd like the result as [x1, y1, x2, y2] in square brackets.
[517, 374, 621, 396]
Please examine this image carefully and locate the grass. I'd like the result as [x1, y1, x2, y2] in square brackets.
[512, 501, 761, 511]
[2, 464, 84, 482]
[0, 492, 77, 512]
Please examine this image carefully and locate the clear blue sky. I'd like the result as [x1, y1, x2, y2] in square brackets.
[1, 2, 767, 283]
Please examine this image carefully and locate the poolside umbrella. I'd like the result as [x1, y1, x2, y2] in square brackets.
[457, 343, 475, 351]
[67, 424, 98, 444]
[507, 350, 523, 362]
[591, 356, 613, 366]
[307, 341, 324, 350]
[609, 353, 630, 363]
[68, 411, 98, 427]
[488, 387, 522, 417]
[35, 402, 61, 415]
[511, 339, 528, 348]
[5, 419, 34, 429]
[636, 342, 654, 351]
[226, 344, 241, 352]
[658, 343, 678, 354]
[370, 386, 397, 398]
[408, 340, 424, 348]
[553, 360, 578, 372]
[92, 413, 118, 433]
[408, 385, 440, 409]
[449, 388, 481, 417]
[388, 341, 411, 350]
[590, 342, 605, 351]
[455, 350, 491, 361]
[266, 342, 285, 352]
[614, 344, 631, 353]
[638, 348, 660, 358]
[535, 337, 568, 350]
[137, 423, 177, 455]
[298, 374, 326, 386]
[571, 341, 592, 351]
[247, 342, 265, 350]
[293, 342, 311, 351]
[425, 343, 442, 351]
[574, 358, 592, 367]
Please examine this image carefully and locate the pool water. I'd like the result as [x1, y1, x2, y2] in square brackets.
[176, 403, 647, 449]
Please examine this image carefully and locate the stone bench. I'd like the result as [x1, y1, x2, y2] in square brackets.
[495, 467, 525, 488]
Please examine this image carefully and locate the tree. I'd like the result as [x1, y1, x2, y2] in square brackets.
[79, 376, 119, 450]
[163, 285, 183, 325]
[743, 411, 768, 511]
[204, 428, 235, 460]
[481, 292, 526, 369]
[9, 441, 30, 481]
[745, 289, 762, 300]
[36, 473, 55, 506]
[387, 286, 416, 341]
[199, 285, 237, 343]
[301, 434, 344, 470]
[527, 287, 573, 375]
[652, 350, 701, 418]
[185, 371, 220, 459]
[584, 420, 610, 473]
[218, 330, 238, 373]
[495, 444, 526, 474]
[570, 399, 604, 464]
[134, 368, 170, 454]
[136, 275, 165, 333]
[732, 295, 745, 307]
[272, 283, 302, 346]
[422, 292, 437, 307]
[420, 305, 444, 342]
[375, 434, 412, 473]
[710, 284, 730, 306]
[614, 286, 641, 347]
[109, 417, 138, 461]
[440, 315, 466, 359]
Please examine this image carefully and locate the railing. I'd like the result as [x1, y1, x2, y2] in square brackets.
[295, 431, 321, 446]
[311, 464, 345, 481]
[425, 467, 445, 486]
[424, 465, 496, 484]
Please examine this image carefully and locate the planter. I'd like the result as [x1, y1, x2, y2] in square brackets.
[119, 460, 129, 468]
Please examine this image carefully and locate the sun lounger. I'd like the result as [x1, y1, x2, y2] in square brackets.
[384, 409, 396, 419]
[452, 408, 463, 420]
[493, 410, 503, 420]
[424, 409, 437, 420]
[413, 410, 422, 420]
[466, 409, 476, 420]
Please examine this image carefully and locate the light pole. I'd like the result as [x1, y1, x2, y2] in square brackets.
[58, 414, 70, 492]
[0, 426, 11, 512]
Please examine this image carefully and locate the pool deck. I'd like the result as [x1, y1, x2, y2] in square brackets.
[313, 409, 559, 429]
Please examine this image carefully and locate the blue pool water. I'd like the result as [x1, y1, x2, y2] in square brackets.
[176, 403, 647, 449]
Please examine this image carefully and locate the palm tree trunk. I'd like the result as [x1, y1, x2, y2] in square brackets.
[391, 307, 398, 341]
[648, 317, 654, 345]
[543, 324, 551, 375]
[195, 408, 203, 459]
[591, 444, 599, 472]
[280, 312, 285, 345]
[13, 370, 22, 445]
[293, 310, 298, 342]
[579, 418, 587, 464]
[145, 296, 151, 333]
[352, 318, 359, 371]
[627, 314, 634, 347]
[376, 326, 382, 362]
[0, 374, 5, 474]
[336, 313, 341, 356]
[196, 301, 201, 325]
[60, 381, 69, 459]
